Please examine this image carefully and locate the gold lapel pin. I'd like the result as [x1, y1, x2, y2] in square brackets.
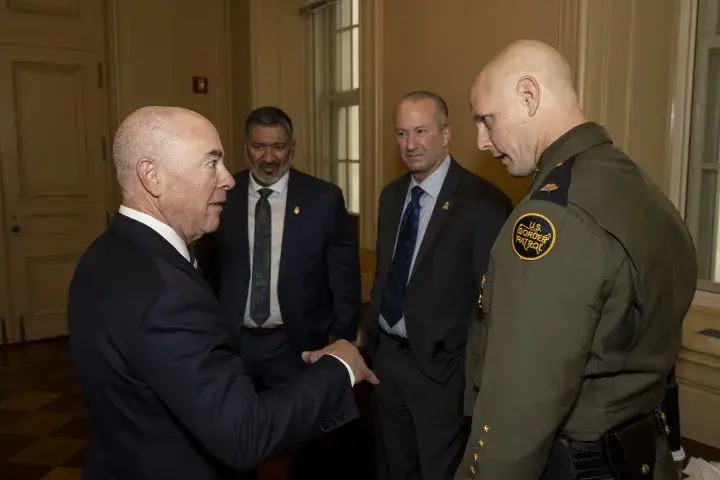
[442, 201, 449, 210]
[293, 206, 300, 215]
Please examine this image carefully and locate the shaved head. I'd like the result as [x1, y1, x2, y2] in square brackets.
[470, 39, 586, 176]
[112, 106, 234, 242]
[479, 39, 578, 107]
[113, 106, 211, 190]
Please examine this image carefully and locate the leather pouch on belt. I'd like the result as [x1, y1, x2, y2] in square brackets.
[603, 413, 658, 480]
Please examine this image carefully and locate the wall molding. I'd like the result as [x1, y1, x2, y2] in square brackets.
[359, 0, 383, 251]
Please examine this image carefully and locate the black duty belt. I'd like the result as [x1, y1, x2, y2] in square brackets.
[541, 408, 670, 480]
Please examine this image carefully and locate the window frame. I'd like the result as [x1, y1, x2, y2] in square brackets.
[668, 0, 720, 307]
[307, 0, 361, 215]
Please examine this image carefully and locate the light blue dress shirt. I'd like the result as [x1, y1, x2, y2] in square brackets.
[379, 155, 451, 338]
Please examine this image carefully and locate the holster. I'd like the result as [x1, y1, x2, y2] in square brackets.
[603, 410, 660, 480]
[541, 410, 665, 480]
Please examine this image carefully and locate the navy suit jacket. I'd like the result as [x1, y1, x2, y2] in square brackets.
[196, 169, 361, 351]
[67, 213, 357, 479]
[366, 159, 513, 383]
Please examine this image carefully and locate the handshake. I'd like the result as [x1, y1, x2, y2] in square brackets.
[302, 340, 379, 386]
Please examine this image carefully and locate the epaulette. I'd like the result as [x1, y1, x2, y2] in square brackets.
[530, 158, 575, 207]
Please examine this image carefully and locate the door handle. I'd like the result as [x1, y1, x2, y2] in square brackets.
[10, 225, 19, 233]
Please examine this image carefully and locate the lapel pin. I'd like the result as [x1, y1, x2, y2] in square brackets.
[293, 206, 300, 215]
[442, 201, 449, 210]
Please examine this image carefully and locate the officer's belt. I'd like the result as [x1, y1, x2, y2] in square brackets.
[541, 408, 669, 480]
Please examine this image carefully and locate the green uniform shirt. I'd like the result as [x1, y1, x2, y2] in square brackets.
[457, 122, 697, 480]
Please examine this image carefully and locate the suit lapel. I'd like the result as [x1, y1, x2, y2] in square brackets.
[411, 159, 460, 276]
[278, 170, 303, 283]
[110, 214, 215, 298]
[232, 172, 251, 281]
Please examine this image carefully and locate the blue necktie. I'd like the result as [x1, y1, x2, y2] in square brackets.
[381, 186, 424, 327]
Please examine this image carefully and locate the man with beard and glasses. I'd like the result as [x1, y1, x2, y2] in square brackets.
[195, 106, 362, 479]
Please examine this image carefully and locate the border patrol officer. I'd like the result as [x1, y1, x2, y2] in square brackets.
[457, 39, 697, 480]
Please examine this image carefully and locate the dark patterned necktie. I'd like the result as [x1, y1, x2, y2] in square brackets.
[250, 188, 273, 325]
[380, 186, 424, 326]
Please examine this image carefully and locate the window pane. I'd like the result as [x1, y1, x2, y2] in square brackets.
[330, 162, 348, 201]
[702, 49, 720, 163]
[349, 105, 359, 160]
[313, 14, 327, 96]
[337, 0, 351, 29]
[335, 107, 347, 160]
[335, 30, 352, 92]
[352, 27, 359, 90]
[352, 0, 359, 26]
[698, 169, 718, 280]
[348, 162, 360, 214]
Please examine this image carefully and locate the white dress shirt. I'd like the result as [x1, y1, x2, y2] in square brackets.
[240, 173, 357, 385]
[118, 206, 195, 267]
[244, 172, 288, 328]
[379, 155, 452, 338]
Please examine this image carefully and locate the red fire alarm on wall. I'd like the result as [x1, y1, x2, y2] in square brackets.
[192, 76, 208, 94]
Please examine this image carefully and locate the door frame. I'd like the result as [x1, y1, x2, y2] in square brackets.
[0, 141, 10, 344]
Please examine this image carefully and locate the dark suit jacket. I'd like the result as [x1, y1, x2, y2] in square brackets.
[366, 158, 512, 383]
[67, 213, 358, 480]
[195, 168, 361, 352]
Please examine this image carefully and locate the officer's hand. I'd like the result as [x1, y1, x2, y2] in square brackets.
[302, 339, 379, 386]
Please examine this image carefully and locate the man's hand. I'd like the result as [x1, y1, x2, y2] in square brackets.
[302, 339, 379, 386]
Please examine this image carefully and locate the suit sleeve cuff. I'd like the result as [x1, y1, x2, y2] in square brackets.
[328, 354, 355, 386]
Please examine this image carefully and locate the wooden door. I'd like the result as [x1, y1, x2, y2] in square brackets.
[0, 45, 109, 341]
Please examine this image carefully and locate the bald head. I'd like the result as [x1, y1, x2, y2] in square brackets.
[470, 39, 586, 177]
[112, 105, 234, 243]
[479, 39, 577, 105]
[112, 106, 212, 190]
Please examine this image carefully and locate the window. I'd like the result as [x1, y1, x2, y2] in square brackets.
[306, 0, 361, 214]
[686, 0, 720, 291]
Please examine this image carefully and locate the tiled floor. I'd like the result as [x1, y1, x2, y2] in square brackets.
[0, 338, 717, 480]
[0, 340, 88, 480]
[0, 338, 376, 480]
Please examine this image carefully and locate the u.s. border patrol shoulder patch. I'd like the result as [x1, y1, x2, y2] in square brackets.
[512, 213, 556, 260]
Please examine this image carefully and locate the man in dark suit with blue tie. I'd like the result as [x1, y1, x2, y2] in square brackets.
[364, 91, 512, 480]
[67, 106, 376, 479]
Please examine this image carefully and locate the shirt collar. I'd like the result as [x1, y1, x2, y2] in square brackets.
[532, 122, 612, 190]
[410, 155, 451, 199]
[117, 205, 191, 262]
[249, 169, 290, 195]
